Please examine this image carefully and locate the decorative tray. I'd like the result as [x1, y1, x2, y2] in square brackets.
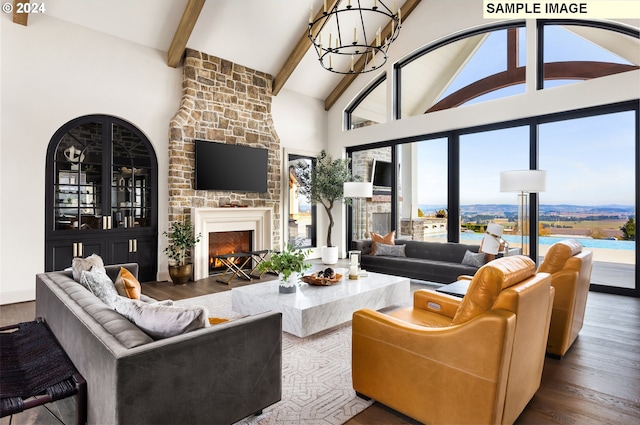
[301, 273, 342, 286]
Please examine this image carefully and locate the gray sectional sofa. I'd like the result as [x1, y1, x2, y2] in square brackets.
[351, 239, 483, 283]
[36, 263, 282, 425]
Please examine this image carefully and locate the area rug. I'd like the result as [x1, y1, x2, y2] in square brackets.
[175, 291, 373, 425]
[175, 281, 437, 425]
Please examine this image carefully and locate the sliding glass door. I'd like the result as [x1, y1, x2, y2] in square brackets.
[539, 111, 636, 290]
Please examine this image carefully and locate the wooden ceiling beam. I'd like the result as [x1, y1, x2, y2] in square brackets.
[324, 0, 422, 111]
[167, 0, 206, 68]
[272, 0, 339, 96]
[12, 0, 30, 26]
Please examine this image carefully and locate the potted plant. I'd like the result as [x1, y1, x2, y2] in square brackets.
[257, 244, 311, 293]
[293, 150, 352, 264]
[163, 218, 202, 284]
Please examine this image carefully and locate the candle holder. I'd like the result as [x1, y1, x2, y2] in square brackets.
[348, 250, 360, 280]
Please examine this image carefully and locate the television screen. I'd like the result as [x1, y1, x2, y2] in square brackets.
[371, 159, 393, 187]
[195, 141, 268, 192]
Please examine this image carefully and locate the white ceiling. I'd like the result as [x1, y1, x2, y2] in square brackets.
[37, 0, 382, 100]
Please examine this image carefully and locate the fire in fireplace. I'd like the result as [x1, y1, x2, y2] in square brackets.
[209, 230, 253, 274]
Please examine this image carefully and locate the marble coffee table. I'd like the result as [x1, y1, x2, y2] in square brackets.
[231, 268, 410, 337]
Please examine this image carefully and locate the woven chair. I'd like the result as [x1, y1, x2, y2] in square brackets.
[0, 319, 86, 425]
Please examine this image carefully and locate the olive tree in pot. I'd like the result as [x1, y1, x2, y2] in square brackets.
[293, 150, 352, 264]
[163, 218, 202, 284]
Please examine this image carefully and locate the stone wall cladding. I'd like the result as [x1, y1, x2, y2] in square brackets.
[168, 49, 281, 248]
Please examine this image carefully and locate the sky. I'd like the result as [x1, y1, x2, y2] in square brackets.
[415, 25, 637, 207]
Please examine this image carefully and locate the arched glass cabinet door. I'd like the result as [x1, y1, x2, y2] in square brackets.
[111, 123, 153, 229]
[52, 121, 104, 231]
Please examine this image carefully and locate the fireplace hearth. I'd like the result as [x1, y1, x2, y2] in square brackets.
[209, 230, 253, 274]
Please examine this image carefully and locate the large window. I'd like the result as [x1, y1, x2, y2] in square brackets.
[397, 24, 526, 118]
[539, 111, 636, 290]
[542, 23, 639, 89]
[459, 127, 529, 250]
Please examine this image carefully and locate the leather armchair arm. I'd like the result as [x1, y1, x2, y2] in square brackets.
[457, 274, 474, 281]
[413, 289, 461, 319]
[353, 308, 515, 368]
[352, 308, 517, 425]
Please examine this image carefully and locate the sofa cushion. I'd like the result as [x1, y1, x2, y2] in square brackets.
[461, 250, 486, 268]
[80, 269, 119, 306]
[113, 298, 209, 339]
[375, 243, 406, 257]
[370, 231, 395, 255]
[114, 267, 142, 300]
[72, 254, 105, 282]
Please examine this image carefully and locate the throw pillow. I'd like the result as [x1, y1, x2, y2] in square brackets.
[370, 231, 395, 255]
[80, 268, 119, 307]
[374, 242, 406, 257]
[113, 298, 209, 339]
[461, 250, 486, 268]
[114, 267, 141, 300]
[72, 254, 105, 282]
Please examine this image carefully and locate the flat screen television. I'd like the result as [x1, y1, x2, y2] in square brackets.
[195, 141, 268, 192]
[371, 159, 393, 187]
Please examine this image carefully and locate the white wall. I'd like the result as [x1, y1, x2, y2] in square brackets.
[326, 1, 639, 256]
[0, 14, 178, 303]
[0, 13, 328, 304]
[272, 89, 327, 258]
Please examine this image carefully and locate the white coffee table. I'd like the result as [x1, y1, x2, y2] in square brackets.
[231, 268, 410, 337]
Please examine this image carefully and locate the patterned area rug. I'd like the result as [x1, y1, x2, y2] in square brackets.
[176, 281, 437, 425]
[176, 291, 372, 425]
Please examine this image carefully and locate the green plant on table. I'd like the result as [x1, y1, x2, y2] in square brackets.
[257, 244, 311, 282]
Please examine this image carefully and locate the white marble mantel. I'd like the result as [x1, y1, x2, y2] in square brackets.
[191, 207, 273, 281]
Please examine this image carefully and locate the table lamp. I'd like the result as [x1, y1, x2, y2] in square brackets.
[344, 182, 373, 240]
[500, 170, 546, 256]
[481, 223, 509, 260]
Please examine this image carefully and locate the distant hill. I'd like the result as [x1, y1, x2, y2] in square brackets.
[418, 204, 635, 216]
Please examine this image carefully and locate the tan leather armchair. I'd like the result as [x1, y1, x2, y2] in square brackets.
[539, 239, 593, 357]
[352, 256, 555, 425]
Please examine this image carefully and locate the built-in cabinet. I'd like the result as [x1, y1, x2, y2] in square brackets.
[45, 115, 158, 281]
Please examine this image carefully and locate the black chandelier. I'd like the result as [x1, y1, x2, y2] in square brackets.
[308, 0, 402, 74]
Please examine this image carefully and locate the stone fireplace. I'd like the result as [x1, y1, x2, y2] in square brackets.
[192, 207, 272, 281]
[167, 49, 281, 275]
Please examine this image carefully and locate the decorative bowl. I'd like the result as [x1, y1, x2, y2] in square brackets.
[301, 273, 342, 286]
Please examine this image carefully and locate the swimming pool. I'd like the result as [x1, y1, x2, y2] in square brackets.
[459, 233, 635, 251]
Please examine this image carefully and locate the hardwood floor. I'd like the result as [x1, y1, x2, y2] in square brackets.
[1, 284, 638, 425]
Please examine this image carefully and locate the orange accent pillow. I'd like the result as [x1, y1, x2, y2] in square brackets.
[114, 267, 142, 300]
[370, 231, 395, 255]
[208, 317, 230, 325]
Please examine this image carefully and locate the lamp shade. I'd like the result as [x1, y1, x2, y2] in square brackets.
[481, 234, 502, 255]
[500, 170, 547, 193]
[343, 182, 373, 198]
[486, 223, 504, 237]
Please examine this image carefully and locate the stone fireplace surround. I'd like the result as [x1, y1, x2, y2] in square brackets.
[192, 207, 273, 281]
[167, 49, 282, 277]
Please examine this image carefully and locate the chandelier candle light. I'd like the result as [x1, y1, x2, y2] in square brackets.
[309, 0, 402, 74]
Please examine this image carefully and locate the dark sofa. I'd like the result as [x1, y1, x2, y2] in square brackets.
[36, 263, 282, 425]
[351, 239, 483, 283]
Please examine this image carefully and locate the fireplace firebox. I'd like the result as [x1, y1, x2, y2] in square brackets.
[209, 230, 253, 274]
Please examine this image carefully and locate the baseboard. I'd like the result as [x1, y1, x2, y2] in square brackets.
[0, 289, 35, 305]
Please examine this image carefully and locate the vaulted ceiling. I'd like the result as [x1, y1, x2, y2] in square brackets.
[12, 0, 420, 110]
